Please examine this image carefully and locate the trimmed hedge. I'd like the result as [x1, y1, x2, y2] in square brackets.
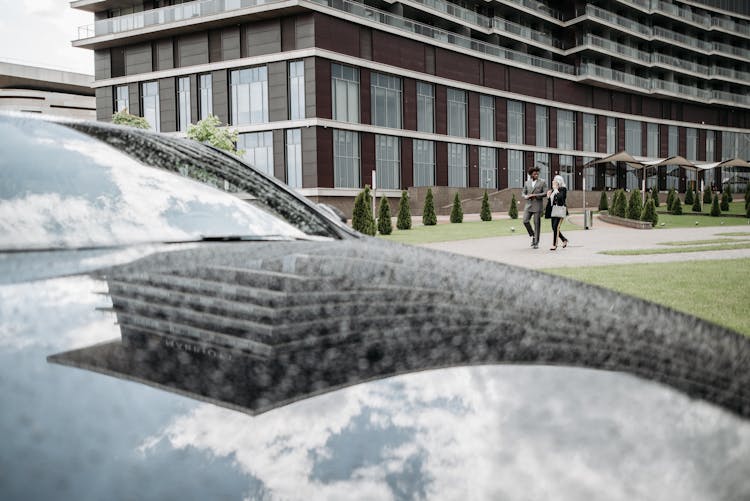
[422, 188, 437, 226]
[377, 195, 392, 235]
[396, 190, 412, 230]
[450, 192, 464, 223]
[480, 191, 492, 221]
[509, 193, 519, 219]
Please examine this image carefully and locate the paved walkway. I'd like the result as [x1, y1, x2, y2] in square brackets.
[420, 214, 750, 269]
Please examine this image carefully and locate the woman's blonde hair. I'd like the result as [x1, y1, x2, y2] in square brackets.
[553, 174, 566, 188]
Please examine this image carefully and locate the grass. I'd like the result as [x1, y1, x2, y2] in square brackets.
[543, 258, 750, 336]
[379, 218, 579, 245]
[651, 211, 750, 229]
[599, 242, 750, 255]
[661, 238, 750, 246]
[716, 232, 750, 237]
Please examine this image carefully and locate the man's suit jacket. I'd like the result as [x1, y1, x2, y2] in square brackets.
[523, 178, 547, 213]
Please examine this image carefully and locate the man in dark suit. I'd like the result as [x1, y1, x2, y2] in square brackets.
[522, 166, 547, 249]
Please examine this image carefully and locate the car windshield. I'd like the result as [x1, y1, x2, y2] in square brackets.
[0, 115, 310, 251]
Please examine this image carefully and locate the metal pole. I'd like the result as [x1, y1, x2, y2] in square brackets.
[372, 169, 376, 220]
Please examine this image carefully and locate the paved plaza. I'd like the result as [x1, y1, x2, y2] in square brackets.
[420, 213, 750, 269]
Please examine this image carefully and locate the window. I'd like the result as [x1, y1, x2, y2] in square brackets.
[535, 153, 550, 187]
[557, 110, 575, 151]
[114, 85, 129, 113]
[141, 81, 160, 131]
[583, 114, 596, 191]
[668, 126, 679, 156]
[625, 120, 642, 156]
[177, 77, 191, 132]
[508, 150, 524, 188]
[332, 64, 359, 123]
[536, 106, 548, 147]
[238, 131, 273, 177]
[448, 143, 467, 187]
[706, 130, 715, 162]
[508, 101, 524, 145]
[647, 123, 659, 157]
[333, 130, 360, 188]
[375, 135, 400, 189]
[230, 67, 268, 125]
[286, 129, 302, 189]
[371, 73, 401, 129]
[606, 117, 617, 153]
[447, 89, 467, 137]
[667, 126, 679, 189]
[480, 95, 494, 141]
[199, 74, 212, 120]
[289, 61, 305, 120]
[413, 140, 435, 187]
[479, 147, 496, 189]
[416, 82, 434, 133]
[559, 155, 574, 190]
[686, 128, 697, 161]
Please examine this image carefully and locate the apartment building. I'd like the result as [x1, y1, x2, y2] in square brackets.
[72, 0, 750, 205]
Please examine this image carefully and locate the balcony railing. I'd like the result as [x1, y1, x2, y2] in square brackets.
[493, 17, 561, 48]
[711, 66, 750, 83]
[651, 52, 708, 75]
[409, 0, 492, 29]
[581, 4, 652, 37]
[500, 0, 564, 21]
[652, 26, 711, 51]
[579, 34, 650, 63]
[578, 63, 651, 90]
[712, 90, 750, 105]
[712, 41, 750, 60]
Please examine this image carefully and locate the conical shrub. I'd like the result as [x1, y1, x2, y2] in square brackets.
[422, 188, 437, 226]
[377, 196, 392, 235]
[721, 190, 730, 211]
[725, 185, 733, 203]
[598, 191, 608, 211]
[613, 190, 627, 218]
[672, 195, 683, 215]
[652, 187, 660, 207]
[710, 193, 721, 217]
[703, 187, 712, 204]
[684, 187, 694, 206]
[352, 185, 376, 235]
[627, 190, 643, 220]
[480, 191, 492, 221]
[666, 188, 676, 211]
[692, 194, 701, 213]
[509, 193, 518, 219]
[450, 192, 463, 223]
[396, 190, 412, 230]
[641, 198, 657, 227]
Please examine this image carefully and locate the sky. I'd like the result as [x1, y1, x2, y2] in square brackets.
[0, 1, 94, 74]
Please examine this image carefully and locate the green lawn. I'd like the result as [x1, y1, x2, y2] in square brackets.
[544, 258, 750, 336]
[651, 211, 749, 229]
[657, 200, 747, 216]
[379, 218, 579, 245]
[599, 242, 750, 255]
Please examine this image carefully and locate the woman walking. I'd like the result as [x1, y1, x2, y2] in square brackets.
[547, 175, 569, 250]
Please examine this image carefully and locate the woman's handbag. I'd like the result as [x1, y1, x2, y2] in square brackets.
[551, 205, 567, 218]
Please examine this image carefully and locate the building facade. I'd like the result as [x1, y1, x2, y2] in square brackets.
[0, 61, 95, 120]
[72, 0, 750, 205]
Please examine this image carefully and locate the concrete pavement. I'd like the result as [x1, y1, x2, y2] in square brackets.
[420, 213, 750, 269]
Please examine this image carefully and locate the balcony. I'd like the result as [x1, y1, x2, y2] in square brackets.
[651, 79, 711, 100]
[712, 90, 750, 106]
[580, 4, 652, 38]
[712, 41, 750, 61]
[499, 0, 564, 22]
[578, 63, 650, 91]
[651, 52, 708, 75]
[577, 34, 650, 65]
[493, 17, 562, 49]
[711, 66, 750, 84]
[712, 16, 750, 37]
[408, 0, 492, 29]
[76, 0, 285, 40]
[652, 26, 711, 52]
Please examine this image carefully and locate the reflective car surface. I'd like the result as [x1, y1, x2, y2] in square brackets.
[2, 113, 750, 500]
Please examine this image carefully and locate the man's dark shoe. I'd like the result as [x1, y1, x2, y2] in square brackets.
[533, 244, 539, 249]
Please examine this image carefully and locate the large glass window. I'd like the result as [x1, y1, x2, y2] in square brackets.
[333, 130, 360, 188]
[559, 155, 574, 190]
[286, 129, 302, 189]
[230, 67, 268, 125]
[479, 147, 496, 189]
[508, 100, 524, 145]
[239, 131, 273, 177]
[667, 126, 679, 189]
[199, 74, 212, 120]
[332, 64, 359, 123]
[686, 128, 697, 160]
[536, 106, 548, 147]
[375, 135, 400, 189]
[141, 81, 160, 132]
[647, 123, 659, 157]
[447, 89, 467, 137]
[480, 95, 494, 141]
[177, 77, 191, 132]
[416, 82, 434, 133]
[289, 61, 305, 121]
[448, 143, 467, 187]
[606, 117, 617, 153]
[371, 73, 402, 129]
[706, 130, 715, 162]
[413, 140, 435, 187]
[583, 114, 596, 191]
[508, 150, 524, 188]
[557, 110, 575, 151]
[625, 120, 642, 155]
[721, 131, 750, 193]
[114, 85, 129, 113]
[535, 152, 550, 187]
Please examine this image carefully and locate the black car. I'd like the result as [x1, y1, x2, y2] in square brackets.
[1, 113, 749, 500]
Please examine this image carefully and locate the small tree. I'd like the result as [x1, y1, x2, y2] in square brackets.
[703, 186, 712, 204]
[450, 192, 464, 223]
[112, 110, 150, 129]
[352, 186, 376, 235]
[724, 185, 733, 203]
[720, 189, 730, 211]
[671, 195, 683, 215]
[613, 190, 627, 218]
[691, 193, 701, 213]
[710, 193, 721, 217]
[641, 198, 657, 227]
[652, 187, 660, 208]
[509, 193, 519, 219]
[598, 191, 609, 211]
[377, 196, 392, 235]
[422, 188, 437, 226]
[480, 191, 492, 221]
[627, 190, 643, 220]
[684, 186, 694, 206]
[396, 190, 412, 230]
[187, 115, 243, 155]
[666, 188, 676, 211]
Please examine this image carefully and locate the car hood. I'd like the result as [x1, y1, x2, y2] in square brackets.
[2, 238, 750, 500]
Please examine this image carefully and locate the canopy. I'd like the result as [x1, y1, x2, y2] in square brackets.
[583, 151, 644, 168]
